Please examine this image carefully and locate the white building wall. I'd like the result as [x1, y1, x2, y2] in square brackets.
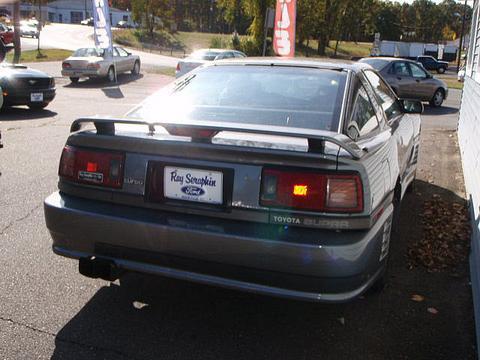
[458, 0, 480, 355]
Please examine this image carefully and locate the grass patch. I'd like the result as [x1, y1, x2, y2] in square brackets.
[297, 40, 371, 59]
[112, 29, 372, 59]
[437, 75, 464, 90]
[143, 66, 175, 77]
[6, 49, 72, 63]
[175, 31, 233, 52]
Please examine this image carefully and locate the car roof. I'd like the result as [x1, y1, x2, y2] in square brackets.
[207, 57, 371, 72]
[361, 56, 420, 64]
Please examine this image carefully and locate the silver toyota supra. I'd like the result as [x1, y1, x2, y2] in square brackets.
[44, 59, 422, 302]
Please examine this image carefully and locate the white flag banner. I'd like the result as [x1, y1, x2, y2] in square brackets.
[92, 0, 113, 56]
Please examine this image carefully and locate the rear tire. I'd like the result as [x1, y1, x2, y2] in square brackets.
[131, 61, 140, 75]
[367, 195, 399, 295]
[429, 88, 444, 107]
[107, 66, 116, 83]
[69, 77, 79, 84]
[437, 67, 446, 74]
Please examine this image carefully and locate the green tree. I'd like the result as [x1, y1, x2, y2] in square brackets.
[131, 0, 172, 36]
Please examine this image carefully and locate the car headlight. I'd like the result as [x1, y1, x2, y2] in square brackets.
[50, 77, 55, 87]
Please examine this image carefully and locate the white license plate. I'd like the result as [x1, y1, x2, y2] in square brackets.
[164, 166, 223, 204]
[30, 93, 43, 102]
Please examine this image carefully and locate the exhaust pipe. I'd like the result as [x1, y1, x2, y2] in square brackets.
[79, 256, 122, 281]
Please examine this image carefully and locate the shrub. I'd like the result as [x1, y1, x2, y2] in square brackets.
[238, 36, 261, 56]
[210, 36, 230, 49]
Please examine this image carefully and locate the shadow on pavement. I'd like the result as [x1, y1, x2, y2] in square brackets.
[0, 107, 57, 121]
[101, 87, 124, 99]
[51, 180, 475, 360]
[63, 74, 144, 89]
[423, 105, 459, 116]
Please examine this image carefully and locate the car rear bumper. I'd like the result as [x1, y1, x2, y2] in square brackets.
[3, 88, 55, 105]
[62, 69, 105, 78]
[44, 191, 393, 302]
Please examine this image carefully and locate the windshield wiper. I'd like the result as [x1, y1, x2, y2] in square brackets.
[173, 74, 196, 92]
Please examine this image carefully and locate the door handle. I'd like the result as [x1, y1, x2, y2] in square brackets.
[397, 77, 402, 80]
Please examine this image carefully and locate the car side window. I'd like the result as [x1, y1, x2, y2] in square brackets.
[346, 84, 379, 140]
[116, 47, 129, 57]
[392, 62, 410, 76]
[113, 48, 120, 57]
[222, 52, 234, 59]
[409, 63, 427, 78]
[234, 51, 246, 58]
[363, 70, 402, 122]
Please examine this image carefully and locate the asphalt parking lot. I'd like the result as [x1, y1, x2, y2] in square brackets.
[0, 64, 475, 359]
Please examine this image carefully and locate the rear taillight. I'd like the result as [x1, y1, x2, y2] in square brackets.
[62, 62, 71, 69]
[59, 145, 125, 188]
[260, 168, 363, 213]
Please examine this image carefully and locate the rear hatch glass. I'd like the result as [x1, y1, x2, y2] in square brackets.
[128, 65, 346, 132]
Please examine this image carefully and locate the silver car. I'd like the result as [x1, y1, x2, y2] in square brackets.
[62, 47, 141, 84]
[44, 59, 422, 302]
[175, 48, 246, 78]
[359, 57, 448, 107]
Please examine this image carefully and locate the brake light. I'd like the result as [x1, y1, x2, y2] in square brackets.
[62, 62, 71, 69]
[165, 126, 218, 140]
[59, 145, 125, 188]
[176, 62, 180, 71]
[260, 169, 363, 213]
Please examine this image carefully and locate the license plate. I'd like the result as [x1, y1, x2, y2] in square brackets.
[164, 166, 223, 204]
[30, 93, 43, 102]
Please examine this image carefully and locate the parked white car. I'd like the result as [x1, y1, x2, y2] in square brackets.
[62, 47, 140, 84]
[175, 49, 246, 78]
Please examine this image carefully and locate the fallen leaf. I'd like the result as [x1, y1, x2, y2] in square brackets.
[411, 294, 425, 302]
[427, 307, 439, 315]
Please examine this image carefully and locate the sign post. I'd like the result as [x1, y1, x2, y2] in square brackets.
[273, 0, 296, 57]
[92, 0, 115, 81]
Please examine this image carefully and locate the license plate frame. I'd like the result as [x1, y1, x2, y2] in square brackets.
[30, 92, 43, 102]
[164, 166, 224, 205]
[146, 162, 234, 209]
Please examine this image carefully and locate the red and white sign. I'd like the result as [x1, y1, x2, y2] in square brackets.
[273, 0, 296, 57]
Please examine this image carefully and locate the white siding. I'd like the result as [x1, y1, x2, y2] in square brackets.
[458, 0, 480, 355]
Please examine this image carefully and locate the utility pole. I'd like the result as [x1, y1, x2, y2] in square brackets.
[457, 0, 468, 73]
[13, 1, 21, 63]
[37, 0, 42, 55]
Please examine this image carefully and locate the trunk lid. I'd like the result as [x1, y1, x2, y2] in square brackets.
[60, 120, 370, 230]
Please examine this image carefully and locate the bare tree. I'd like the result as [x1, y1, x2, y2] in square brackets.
[13, 1, 21, 63]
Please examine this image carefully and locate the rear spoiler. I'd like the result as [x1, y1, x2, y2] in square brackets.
[70, 117, 364, 159]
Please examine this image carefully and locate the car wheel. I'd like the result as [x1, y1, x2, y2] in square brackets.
[28, 102, 48, 110]
[131, 61, 140, 75]
[69, 77, 79, 84]
[107, 67, 115, 83]
[429, 89, 444, 107]
[437, 67, 446, 74]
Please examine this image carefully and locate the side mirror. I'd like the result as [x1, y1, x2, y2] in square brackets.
[426, 73, 433, 79]
[400, 99, 423, 114]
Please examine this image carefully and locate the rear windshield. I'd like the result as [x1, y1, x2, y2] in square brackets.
[72, 48, 104, 57]
[359, 58, 389, 71]
[128, 65, 347, 132]
[190, 50, 222, 61]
